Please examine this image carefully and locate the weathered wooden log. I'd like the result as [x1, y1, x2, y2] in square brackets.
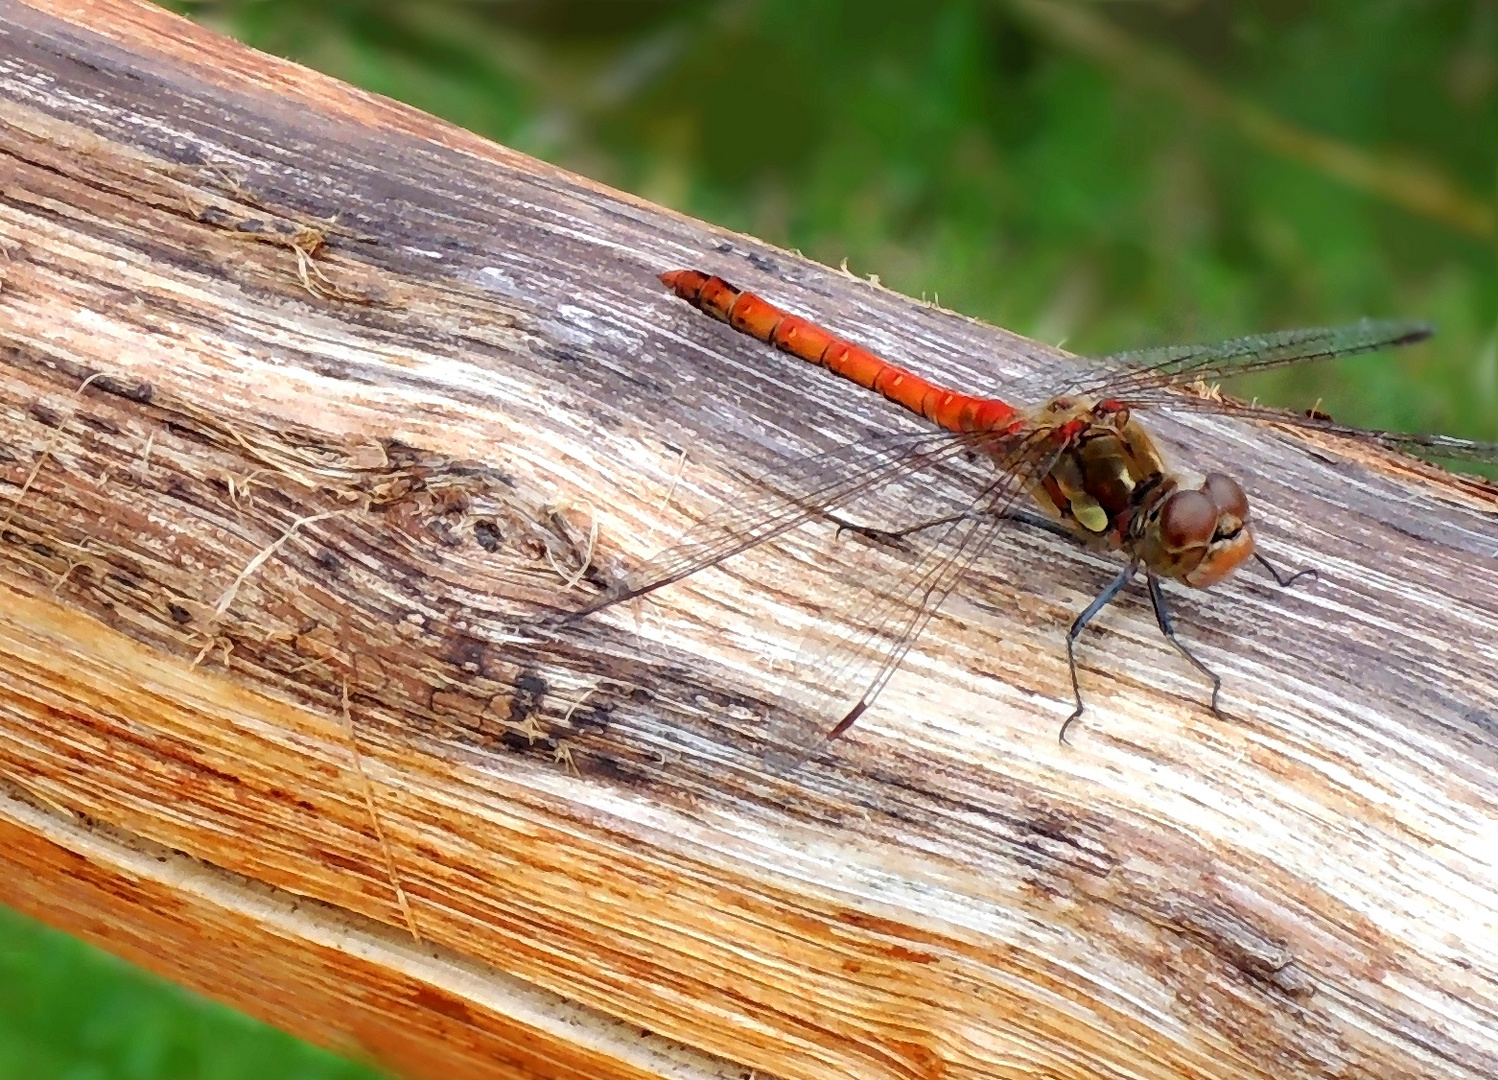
[2, 2, 1496, 1078]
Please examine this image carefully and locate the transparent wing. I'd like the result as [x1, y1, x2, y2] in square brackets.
[762, 434, 1060, 771]
[1119, 396, 1498, 465]
[571, 427, 1022, 618]
[1071, 319, 1432, 399]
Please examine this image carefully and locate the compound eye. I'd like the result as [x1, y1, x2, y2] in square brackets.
[1202, 472, 1249, 525]
[1158, 489, 1216, 553]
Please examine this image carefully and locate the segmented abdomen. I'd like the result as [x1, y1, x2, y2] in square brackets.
[659, 269, 1019, 435]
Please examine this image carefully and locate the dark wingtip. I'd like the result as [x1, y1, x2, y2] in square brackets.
[1392, 322, 1436, 347]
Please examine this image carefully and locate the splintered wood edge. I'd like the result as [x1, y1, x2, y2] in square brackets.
[0, 577, 807, 1080]
[0, 787, 744, 1080]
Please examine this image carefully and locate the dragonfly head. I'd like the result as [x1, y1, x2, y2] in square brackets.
[1152, 472, 1255, 588]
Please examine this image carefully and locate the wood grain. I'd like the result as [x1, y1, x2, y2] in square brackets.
[1, 2, 1496, 1078]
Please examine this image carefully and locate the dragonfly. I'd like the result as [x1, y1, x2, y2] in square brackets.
[565, 267, 1498, 760]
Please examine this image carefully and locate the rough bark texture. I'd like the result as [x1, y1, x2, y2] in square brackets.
[1, 2, 1496, 1079]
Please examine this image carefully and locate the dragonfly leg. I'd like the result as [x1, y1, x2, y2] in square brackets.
[999, 506, 1074, 542]
[832, 501, 1071, 545]
[1061, 563, 1138, 744]
[825, 508, 978, 549]
[1253, 550, 1317, 588]
[1145, 571, 1223, 719]
[830, 504, 1069, 548]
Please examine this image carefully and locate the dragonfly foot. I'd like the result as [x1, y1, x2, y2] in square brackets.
[830, 517, 915, 553]
[1058, 706, 1084, 746]
[1254, 551, 1318, 589]
[1206, 674, 1225, 720]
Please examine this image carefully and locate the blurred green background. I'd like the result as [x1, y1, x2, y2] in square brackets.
[4, 0, 1494, 1076]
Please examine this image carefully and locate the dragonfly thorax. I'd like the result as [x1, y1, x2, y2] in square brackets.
[1031, 398, 1256, 589]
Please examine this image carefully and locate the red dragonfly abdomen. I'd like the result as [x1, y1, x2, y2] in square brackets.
[660, 269, 1020, 435]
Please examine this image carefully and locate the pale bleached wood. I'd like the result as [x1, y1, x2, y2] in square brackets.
[0, 3, 1496, 1080]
